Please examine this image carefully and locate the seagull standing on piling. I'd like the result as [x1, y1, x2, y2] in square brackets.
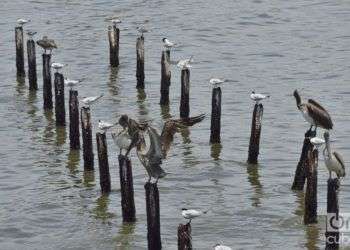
[210, 78, 225, 88]
[323, 132, 345, 179]
[98, 120, 116, 132]
[17, 19, 30, 26]
[250, 91, 270, 104]
[65, 78, 82, 90]
[136, 26, 148, 36]
[213, 244, 232, 250]
[293, 89, 333, 132]
[310, 137, 325, 149]
[162, 38, 176, 50]
[81, 94, 103, 108]
[37, 36, 57, 54]
[27, 31, 37, 40]
[181, 208, 208, 223]
[51, 62, 65, 73]
[177, 56, 193, 70]
[111, 18, 121, 26]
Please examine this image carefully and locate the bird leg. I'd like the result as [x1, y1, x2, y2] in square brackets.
[329, 171, 332, 180]
[147, 176, 151, 183]
[155, 177, 159, 184]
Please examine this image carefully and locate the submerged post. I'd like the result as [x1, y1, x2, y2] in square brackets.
[27, 38, 37, 90]
[136, 35, 145, 89]
[118, 155, 136, 222]
[15, 26, 25, 77]
[96, 132, 111, 193]
[325, 178, 339, 250]
[178, 222, 192, 250]
[210, 86, 222, 143]
[54, 72, 66, 126]
[145, 182, 161, 250]
[180, 68, 190, 119]
[42, 54, 53, 110]
[81, 107, 94, 170]
[292, 129, 316, 190]
[108, 25, 119, 67]
[304, 148, 318, 224]
[247, 103, 264, 164]
[160, 50, 171, 105]
[69, 90, 80, 149]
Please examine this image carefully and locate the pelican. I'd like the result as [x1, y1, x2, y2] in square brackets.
[98, 120, 115, 132]
[111, 128, 131, 155]
[323, 132, 345, 179]
[136, 127, 166, 183]
[181, 208, 208, 223]
[36, 36, 57, 54]
[310, 137, 325, 149]
[81, 94, 103, 107]
[250, 91, 270, 104]
[27, 31, 37, 40]
[293, 89, 333, 131]
[177, 56, 193, 70]
[64, 78, 82, 90]
[162, 38, 176, 50]
[213, 244, 232, 250]
[51, 62, 65, 72]
[210, 78, 225, 88]
[17, 18, 30, 26]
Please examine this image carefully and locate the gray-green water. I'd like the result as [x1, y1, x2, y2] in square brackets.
[1, 0, 350, 249]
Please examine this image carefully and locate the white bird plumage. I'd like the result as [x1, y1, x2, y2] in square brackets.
[111, 128, 132, 155]
[81, 94, 103, 107]
[98, 120, 115, 132]
[137, 26, 148, 35]
[323, 132, 345, 179]
[162, 38, 176, 49]
[210, 78, 225, 88]
[213, 244, 232, 250]
[51, 62, 65, 72]
[17, 19, 30, 26]
[111, 19, 121, 26]
[181, 208, 208, 222]
[65, 78, 82, 90]
[310, 137, 325, 149]
[177, 56, 193, 70]
[250, 91, 270, 104]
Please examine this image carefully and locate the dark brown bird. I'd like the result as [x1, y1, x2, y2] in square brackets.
[293, 90, 333, 131]
[36, 36, 57, 54]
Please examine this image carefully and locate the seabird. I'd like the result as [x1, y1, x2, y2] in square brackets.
[136, 26, 148, 36]
[162, 38, 176, 50]
[51, 62, 65, 72]
[213, 244, 232, 250]
[177, 56, 193, 70]
[310, 137, 325, 149]
[81, 94, 103, 107]
[293, 89, 333, 131]
[111, 128, 132, 155]
[27, 31, 37, 40]
[64, 78, 82, 90]
[136, 126, 166, 183]
[323, 132, 345, 179]
[98, 120, 115, 132]
[111, 18, 121, 26]
[36, 36, 57, 54]
[17, 19, 30, 26]
[210, 78, 225, 88]
[181, 208, 208, 223]
[250, 91, 270, 104]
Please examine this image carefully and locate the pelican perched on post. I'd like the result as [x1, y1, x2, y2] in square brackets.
[293, 89, 333, 132]
[323, 132, 345, 179]
[37, 36, 57, 54]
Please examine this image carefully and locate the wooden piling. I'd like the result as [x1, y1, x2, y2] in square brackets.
[42, 54, 53, 110]
[180, 68, 190, 119]
[291, 129, 316, 190]
[118, 155, 136, 222]
[210, 86, 222, 144]
[304, 148, 318, 224]
[15, 26, 25, 77]
[160, 50, 171, 105]
[247, 103, 264, 164]
[96, 132, 111, 193]
[325, 178, 340, 250]
[108, 25, 119, 67]
[27, 39, 37, 90]
[178, 222, 192, 250]
[136, 36, 145, 89]
[81, 107, 94, 170]
[69, 90, 80, 149]
[145, 182, 161, 250]
[54, 72, 66, 126]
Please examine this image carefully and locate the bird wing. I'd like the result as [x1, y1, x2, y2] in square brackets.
[333, 151, 345, 171]
[308, 99, 328, 112]
[178, 113, 205, 126]
[306, 104, 333, 129]
[146, 127, 163, 165]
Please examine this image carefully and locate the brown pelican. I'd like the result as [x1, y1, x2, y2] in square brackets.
[36, 36, 57, 54]
[323, 132, 345, 179]
[293, 89, 333, 131]
[136, 127, 166, 183]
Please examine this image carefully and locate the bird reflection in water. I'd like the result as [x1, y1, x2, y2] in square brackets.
[113, 222, 136, 249]
[246, 164, 263, 207]
[210, 143, 222, 160]
[55, 126, 66, 146]
[92, 194, 114, 222]
[67, 149, 80, 175]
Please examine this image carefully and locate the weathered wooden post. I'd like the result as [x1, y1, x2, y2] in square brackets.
[108, 25, 119, 67]
[118, 155, 136, 222]
[145, 182, 161, 249]
[180, 68, 190, 119]
[325, 178, 340, 250]
[96, 132, 111, 193]
[81, 107, 94, 170]
[210, 85, 222, 143]
[304, 148, 317, 224]
[160, 50, 171, 105]
[42, 54, 53, 109]
[54, 72, 65, 126]
[69, 90, 80, 149]
[178, 222, 192, 250]
[247, 103, 264, 164]
[27, 37, 37, 90]
[136, 35, 145, 89]
[292, 129, 316, 190]
[15, 26, 25, 77]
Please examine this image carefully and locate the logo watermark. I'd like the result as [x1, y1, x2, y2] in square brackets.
[327, 213, 350, 233]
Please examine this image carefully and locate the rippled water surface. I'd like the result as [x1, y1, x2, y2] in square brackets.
[1, 0, 350, 249]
